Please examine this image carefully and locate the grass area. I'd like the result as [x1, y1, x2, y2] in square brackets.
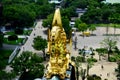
[5, 30, 32, 35]
[23, 30, 32, 35]
[3, 38, 24, 45]
[1, 50, 13, 57]
[91, 24, 120, 28]
[0, 49, 13, 69]
[5, 31, 14, 35]
[103, 34, 120, 36]
[0, 49, 17, 80]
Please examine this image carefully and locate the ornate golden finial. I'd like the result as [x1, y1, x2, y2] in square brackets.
[52, 8, 62, 28]
[45, 8, 76, 80]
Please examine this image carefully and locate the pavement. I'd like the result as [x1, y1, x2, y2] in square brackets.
[18, 20, 120, 80]
[18, 20, 47, 56]
[2, 43, 20, 50]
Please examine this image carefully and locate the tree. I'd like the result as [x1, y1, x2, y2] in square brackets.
[89, 25, 96, 35]
[42, 13, 53, 28]
[117, 60, 120, 77]
[78, 23, 88, 33]
[74, 18, 82, 28]
[3, 4, 36, 28]
[81, 8, 102, 24]
[11, 51, 44, 79]
[87, 75, 101, 80]
[0, 32, 3, 48]
[100, 37, 117, 61]
[80, 68, 86, 80]
[89, 47, 95, 58]
[109, 13, 120, 35]
[81, 48, 86, 62]
[36, 0, 48, 5]
[37, 4, 54, 19]
[86, 59, 94, 76]
[62, 16, 72, 39]
[32, 36, 47, 60]
[0, 2, 3, 25]
[96, 48, 107, 61]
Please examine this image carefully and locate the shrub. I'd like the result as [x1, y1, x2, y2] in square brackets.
[71, 56, 75, 61]
[96, 48, 107, 53]
[76, 56, 84, 62]
[109, 56, 116, 62]
[87, 75, 101, 80]
[14, 28, 23, 34]
[87, 58, 97, 63]
[8, 35, 18, 41]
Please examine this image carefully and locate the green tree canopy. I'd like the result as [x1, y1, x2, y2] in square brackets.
[74, 18, 82, 28]
[100, 37, 117, 61]
[3, 4, 36, 28]
[0, 2, 3, 25]
[32, 36, 47, 60]
[11, 51, 44, 78]
[78, 23, 88, 32]
[100, 37, 117, 50]
[32, 36, 47, 51]
[0, 32, 3, 48]
[89, 25, 96, 34]
[2, 0, 55, 28]
[42, 13, 53, 28]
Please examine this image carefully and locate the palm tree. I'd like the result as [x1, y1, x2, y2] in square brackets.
[81, 48, 86, 62]
[100, 37, 117, 61]
[80, 68, 86, 80]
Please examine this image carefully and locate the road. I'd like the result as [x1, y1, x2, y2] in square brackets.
[18, 20, 47, 56]
[2, 43, 19, 50]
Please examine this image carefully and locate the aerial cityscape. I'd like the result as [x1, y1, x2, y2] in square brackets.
[0, 0, 120, 80]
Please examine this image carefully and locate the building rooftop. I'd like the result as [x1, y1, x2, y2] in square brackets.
[103, 0, 120, 4]
[48, 0, 63, 4]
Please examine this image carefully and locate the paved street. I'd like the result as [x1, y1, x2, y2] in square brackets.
[18, 20, 47, 56]
[2, 43, 18, 50]
[18, 20, 120, 80]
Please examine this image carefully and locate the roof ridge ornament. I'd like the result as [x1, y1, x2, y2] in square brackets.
[52, 8, 62, 29]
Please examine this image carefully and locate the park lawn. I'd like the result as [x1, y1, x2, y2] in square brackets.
[3, 38, 24, 45]
[91, 24, 120, 28]
[1, 50, 13, 59]
[0, 50, 13, 70]
[5, 30, 32, 35]
[5, 31, 14, 35]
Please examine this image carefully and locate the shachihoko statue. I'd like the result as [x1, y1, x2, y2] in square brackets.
[44, 8, 75, 80]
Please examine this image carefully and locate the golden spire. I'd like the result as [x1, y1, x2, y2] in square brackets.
[52, 8, 62, 28]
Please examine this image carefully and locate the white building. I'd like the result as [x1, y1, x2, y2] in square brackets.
[48, 0, 63, 4]
[48, 0, 64, 8]
[103, 0, 120, 4]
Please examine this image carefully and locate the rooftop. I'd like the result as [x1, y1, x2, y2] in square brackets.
[103, 0, 120, 4]
[48, 0, 63, 4]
